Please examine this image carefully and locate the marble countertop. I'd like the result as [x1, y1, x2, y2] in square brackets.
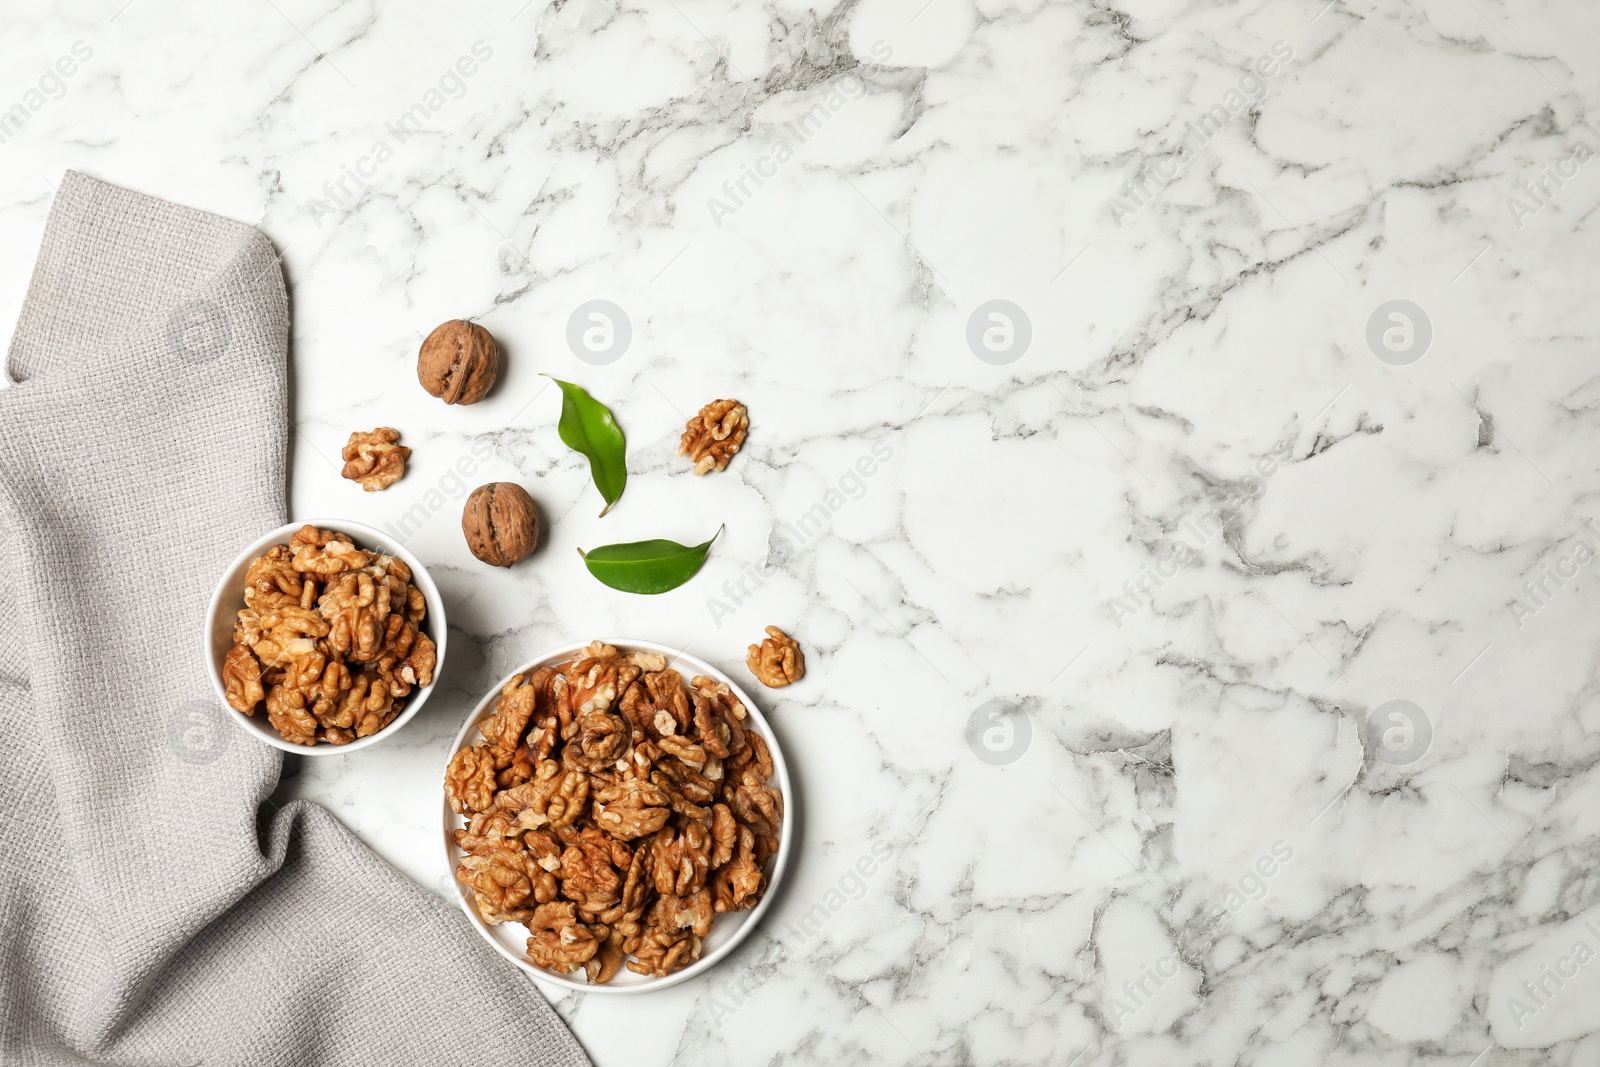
[5, 0, 1600, 1062]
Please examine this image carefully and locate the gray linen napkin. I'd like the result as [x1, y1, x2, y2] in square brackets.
[0, 172, 590, 1067]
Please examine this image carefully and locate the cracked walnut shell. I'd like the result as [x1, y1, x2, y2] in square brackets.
[746, 626, 804, 688]
[418, 319, 499, 405]
[340, 427, 409, 492]
[679, 399, 748, 475]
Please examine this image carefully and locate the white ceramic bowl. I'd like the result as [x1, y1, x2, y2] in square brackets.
[442, 639, 793, 994]
[204, 518, 448, 755]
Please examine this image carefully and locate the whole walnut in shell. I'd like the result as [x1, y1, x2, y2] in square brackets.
[462, 482, 539, 567]
[418, 320, 499, 405]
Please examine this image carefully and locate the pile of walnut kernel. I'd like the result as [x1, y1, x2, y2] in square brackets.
[445, 641, 783, 983]
[221, 525, 437, 745]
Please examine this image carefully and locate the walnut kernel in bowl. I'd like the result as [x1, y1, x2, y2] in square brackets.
[221, 524, 437, 746]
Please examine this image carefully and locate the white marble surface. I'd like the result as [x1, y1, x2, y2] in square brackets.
[5, 0, 1600, 1062]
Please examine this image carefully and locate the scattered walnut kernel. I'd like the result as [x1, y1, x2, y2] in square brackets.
[224, 525, 436, 746]
[339, 427, 409, 491]
[447, 642, 783, 983]
[746, 626, 804, 688]
[679, 399, 749, 475]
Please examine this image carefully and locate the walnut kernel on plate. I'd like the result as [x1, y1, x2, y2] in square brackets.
[205, 520, 447, 755]
[441, 640, 792, 994]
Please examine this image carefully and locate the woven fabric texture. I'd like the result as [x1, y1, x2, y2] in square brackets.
[0, 171, 590, 1067]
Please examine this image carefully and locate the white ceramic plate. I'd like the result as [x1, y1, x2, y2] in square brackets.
[203, 518, 448, 755]
[441, 639, 793, 994]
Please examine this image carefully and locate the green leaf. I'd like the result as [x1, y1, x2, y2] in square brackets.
[578, 527, 722, 595]
[544, 375, 627, 517]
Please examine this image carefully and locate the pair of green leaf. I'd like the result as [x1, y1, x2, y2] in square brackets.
[546, 376, 718, 594]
